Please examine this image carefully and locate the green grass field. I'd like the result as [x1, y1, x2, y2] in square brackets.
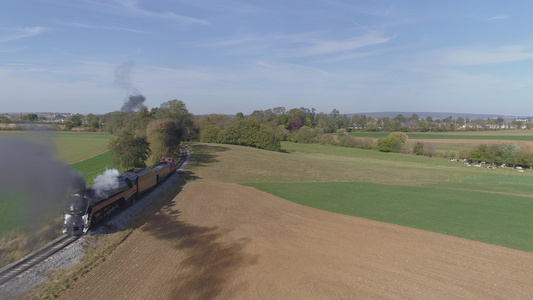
[0, 192, 28, 237]
[71, 151, 114, 185]
[0, 131, 112, 164]
[55, 132, 112, 164]
[245, 181, 533, 252]
[185, 141, 533, 252]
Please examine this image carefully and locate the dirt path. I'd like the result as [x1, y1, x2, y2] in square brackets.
[58, 181, 533, 299]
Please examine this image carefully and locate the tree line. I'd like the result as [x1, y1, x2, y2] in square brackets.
[6, 104, 533, 168]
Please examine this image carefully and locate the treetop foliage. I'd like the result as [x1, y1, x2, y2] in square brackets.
[108, 130, 151, 170]
[216, 118, 281, 151]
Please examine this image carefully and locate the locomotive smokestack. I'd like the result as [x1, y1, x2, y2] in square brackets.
[115, 61, 147, 113]
[0, 136, 86, 226]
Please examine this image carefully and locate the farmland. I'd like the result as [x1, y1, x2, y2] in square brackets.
[0, 131, 111, 164]
[52, 140, 533, 300]
[2, 130, 532, 251]
[182, 141, 533, 252]
[350, 130, 533, 140]
[349, 130, 533, 156]
[261, 142, 533, 253]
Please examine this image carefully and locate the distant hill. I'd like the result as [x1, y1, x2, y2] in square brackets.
[347, 112, 531, 120]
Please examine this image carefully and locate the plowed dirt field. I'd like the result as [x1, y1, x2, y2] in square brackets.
[58, 180, 533, 299]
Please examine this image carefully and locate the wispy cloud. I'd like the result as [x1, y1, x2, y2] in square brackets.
[320, 50, 380, 62]
[438, 46, 533, 66]
[78, 0, 209, 25]
[198, 36, 259, 48]
[0, 27, 46, 43]
[490, 15, 508, 20]
[53, 20, 150, 34]
[290, 32, 392, 57]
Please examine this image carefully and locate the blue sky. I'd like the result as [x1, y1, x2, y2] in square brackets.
[1, 0, 533, 116]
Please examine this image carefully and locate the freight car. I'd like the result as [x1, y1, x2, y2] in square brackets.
[63, 157, 178, 235]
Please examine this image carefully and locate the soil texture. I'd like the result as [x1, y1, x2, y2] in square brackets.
[58, 181, 533, 299]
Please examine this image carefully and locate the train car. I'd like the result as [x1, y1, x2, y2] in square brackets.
[160, 157, 177, 172]
[124, 168, 157, 195]
[63, 157, 179, 236]
[150, 158, 176, 183]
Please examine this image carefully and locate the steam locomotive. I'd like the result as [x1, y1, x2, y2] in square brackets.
[63, 157, 178, 236]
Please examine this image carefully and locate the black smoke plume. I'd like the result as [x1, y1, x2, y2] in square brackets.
[115, 61, 147, 113]
[121, 93, 146, 113]
[0, 136, 86, 227]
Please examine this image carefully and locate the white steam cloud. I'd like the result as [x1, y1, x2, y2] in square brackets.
[92, 169, 120, 197]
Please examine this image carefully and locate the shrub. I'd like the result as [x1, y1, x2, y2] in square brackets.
[338, 135, 358, 148]
[318, 133, 336, 145]
[470, 144, 494, 163]
[275, 125, 289, 141]
[377, 132, 408, 153]
[459, 149, 470, 160]
[424, 143, 437, 157]
[516, 151, 533, 167]
[358, 137, 375, 150]
[413, 142, 424, 155]
[497, 143, 520, 165]
[290, 126, 321, 143]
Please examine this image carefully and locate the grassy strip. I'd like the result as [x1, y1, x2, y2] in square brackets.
[244, 181, 533, 252]
[407, 134, 533, 141]
[349, 131, 533, 140]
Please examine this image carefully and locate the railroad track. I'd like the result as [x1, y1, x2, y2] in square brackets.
[0, 234, 80, 287]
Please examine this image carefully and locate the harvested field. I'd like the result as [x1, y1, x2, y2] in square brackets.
[410, 138, 533, 148]
[57, 183, 533, 299]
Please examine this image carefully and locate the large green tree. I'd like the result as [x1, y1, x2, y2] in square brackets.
[69, 114, 83, 127]
[109, 130, 151, 169]
[85, 113, 101, 130]
[145, 119, 182, 165]
[154, 99, 199, 141]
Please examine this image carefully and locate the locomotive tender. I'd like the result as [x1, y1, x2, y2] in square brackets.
[63, 157, 177, 236]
